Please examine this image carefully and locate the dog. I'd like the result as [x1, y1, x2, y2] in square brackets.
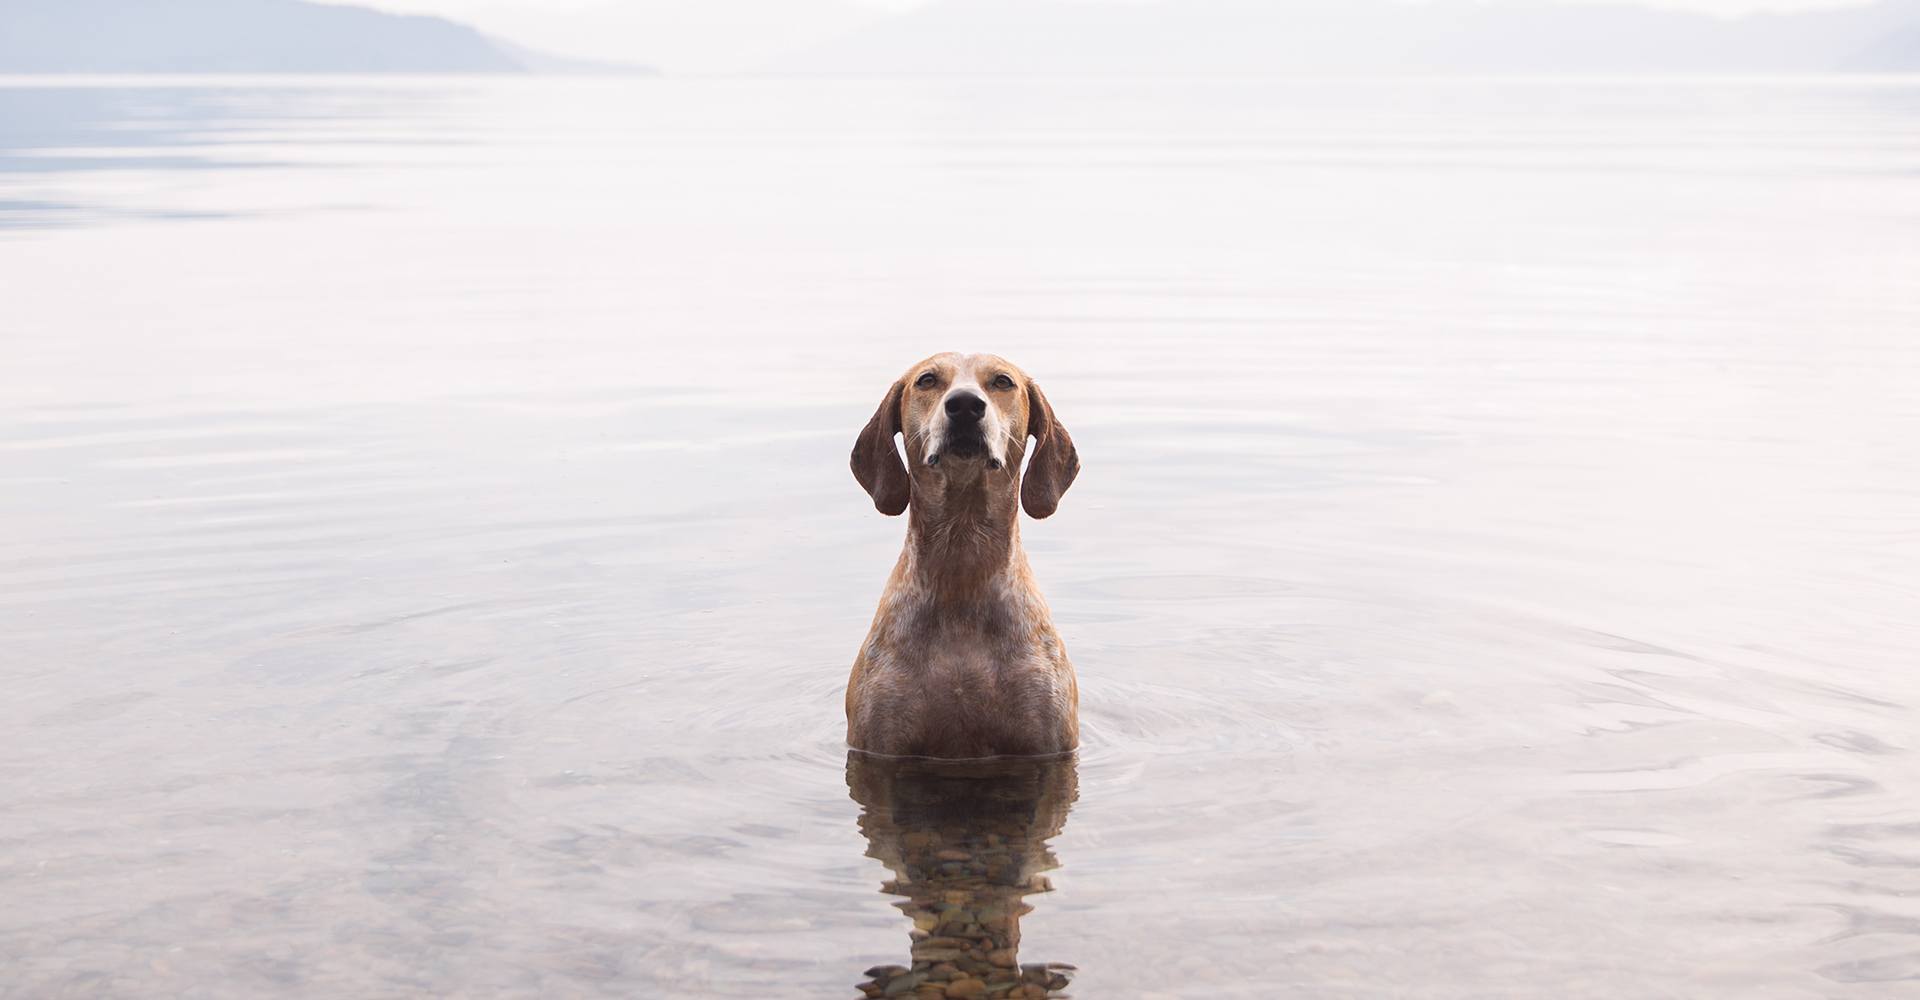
[846, 352, 1081, 759]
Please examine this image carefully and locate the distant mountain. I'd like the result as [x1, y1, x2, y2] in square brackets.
[492, 39, 660, 77]
[1852, 19, 1920, 69]
[765, 0, 1920, 76]
[0, 0, 655, 74]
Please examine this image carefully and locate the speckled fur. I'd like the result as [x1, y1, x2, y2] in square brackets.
[847, 353, 1081, 759]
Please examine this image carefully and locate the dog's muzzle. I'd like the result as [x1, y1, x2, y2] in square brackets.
[927, 391, 1004, 470]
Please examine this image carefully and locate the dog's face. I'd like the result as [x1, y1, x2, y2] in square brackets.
[902, 352, 1026, 472]
[852, 352, 1080, 520]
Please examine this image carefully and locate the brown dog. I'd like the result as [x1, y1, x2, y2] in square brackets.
[847, 353, 1081, 759]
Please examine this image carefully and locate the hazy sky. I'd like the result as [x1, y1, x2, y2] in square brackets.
[342, 0, 1880, 72]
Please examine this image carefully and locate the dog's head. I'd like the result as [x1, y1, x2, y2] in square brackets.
[851, 353, 1079, 519]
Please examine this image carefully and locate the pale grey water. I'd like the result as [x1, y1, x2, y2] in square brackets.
[2, 76, 1918, 999]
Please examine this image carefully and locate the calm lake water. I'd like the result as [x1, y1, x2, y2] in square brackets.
[3, 75, 1919, 999]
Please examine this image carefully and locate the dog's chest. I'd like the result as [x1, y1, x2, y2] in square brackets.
[859, 589, 1071, 756]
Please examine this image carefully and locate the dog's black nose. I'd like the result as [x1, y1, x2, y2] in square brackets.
[945, 392, 987, 423]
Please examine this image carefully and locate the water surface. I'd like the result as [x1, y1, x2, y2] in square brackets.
[2, 76, 1919, 998]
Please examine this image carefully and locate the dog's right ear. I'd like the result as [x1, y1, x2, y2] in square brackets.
[851, 379, 911, 516]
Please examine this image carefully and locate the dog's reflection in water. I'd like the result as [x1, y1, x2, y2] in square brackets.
[847, 752, 1079, 999]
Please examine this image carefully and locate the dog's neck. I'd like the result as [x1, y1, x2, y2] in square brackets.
[900, 466, 1024, 602]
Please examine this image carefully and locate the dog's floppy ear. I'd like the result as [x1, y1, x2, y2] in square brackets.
[1021, 380, 1080, 520]
[851, 379, 911, 516]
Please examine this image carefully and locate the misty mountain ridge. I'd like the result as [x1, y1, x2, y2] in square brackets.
[0, 0, 654, 74]
[767, 0, 1920, 75]
[5, 0, 1917, 76]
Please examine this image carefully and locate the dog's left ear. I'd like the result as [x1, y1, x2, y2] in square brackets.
[1021, 380, 1080, 520]
[851, 378, 911, 516]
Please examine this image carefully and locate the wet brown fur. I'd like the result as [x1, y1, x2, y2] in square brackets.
[847, 353, 1081, 759]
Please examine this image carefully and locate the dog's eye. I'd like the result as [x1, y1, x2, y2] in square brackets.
[915, 372, 939, 390]
[991, 374, 1016, 391]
